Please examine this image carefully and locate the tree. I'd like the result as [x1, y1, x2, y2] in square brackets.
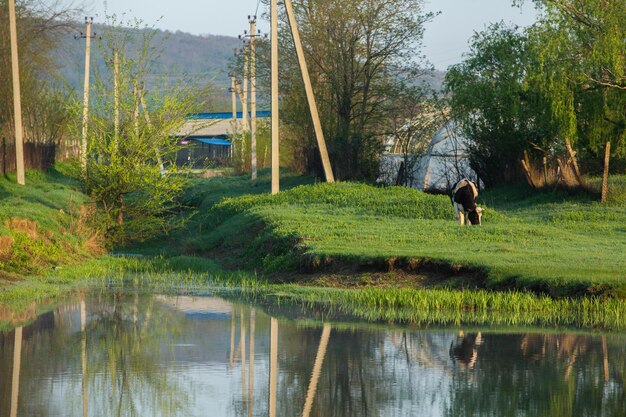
[445, 23, 558, 185]
[71, 17, 208, 244]
[519, 0, 626, 160]
[0, 0, 76, 146]
[271, 0, 435, 180]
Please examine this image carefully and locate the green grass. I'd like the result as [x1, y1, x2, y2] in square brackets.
[182, 175, 626, 297]
[0, 167, 99, 278]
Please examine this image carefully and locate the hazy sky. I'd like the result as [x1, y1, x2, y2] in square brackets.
[86, 0, 539, 70]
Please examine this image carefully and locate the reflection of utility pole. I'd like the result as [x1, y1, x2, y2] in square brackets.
[248, 310, 255, 417]
[302, 323, 331, 417]
[270, 0, 279, 194]
[10, 327, 22, 417]
[284, 0, 335, 183]
[269, 317, 278, 417]
[8, 0, 25, 185]
[230, 307, 236, 368]
[241, 310, 247, 404]
[81, 300, 88, 417]
[76, 17, 97, 170]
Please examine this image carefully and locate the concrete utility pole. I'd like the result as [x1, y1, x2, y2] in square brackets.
[241, 17, 265, 181]
[77, 17, 96, 170]
[242, 44, 250, 133]
[284, 0, 334, 183]
[230, 76, 238, 158]
[271, 0, 280, 194]
[249, 17, 258, 180]
[8, 0, 25, 185]
[113, 49, 120, 145]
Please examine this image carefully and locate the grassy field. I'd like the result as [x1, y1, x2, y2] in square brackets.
[181, 172, 626, 297]
[0, 169, 102, 281]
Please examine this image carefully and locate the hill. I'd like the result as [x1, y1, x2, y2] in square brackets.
[52, 25, 241, 111]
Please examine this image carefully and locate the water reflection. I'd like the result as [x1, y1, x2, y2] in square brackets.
[0, 292, 625, 417]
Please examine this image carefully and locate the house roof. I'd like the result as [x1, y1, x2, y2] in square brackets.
[191, 137, 232, 146]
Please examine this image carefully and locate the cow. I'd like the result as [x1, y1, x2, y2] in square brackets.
[451, 178, 483, 225]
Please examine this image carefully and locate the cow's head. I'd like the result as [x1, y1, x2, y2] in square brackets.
[467, 207, 484, 225]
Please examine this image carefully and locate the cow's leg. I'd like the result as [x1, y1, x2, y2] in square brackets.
[454, 203, 464, 225]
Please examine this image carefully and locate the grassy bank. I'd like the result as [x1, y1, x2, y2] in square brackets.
[2, 168, 626, 331]
[179, 172, 626, 297]
[0, 169, 103, 282]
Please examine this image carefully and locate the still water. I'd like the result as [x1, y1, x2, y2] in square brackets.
[1, 291, 625, 417]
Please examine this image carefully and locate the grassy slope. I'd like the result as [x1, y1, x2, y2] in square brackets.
[183, 174, 626, 297]
[0, 169, 100, 281]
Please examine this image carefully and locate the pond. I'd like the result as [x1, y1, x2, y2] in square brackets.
[1, 290, 624, 417]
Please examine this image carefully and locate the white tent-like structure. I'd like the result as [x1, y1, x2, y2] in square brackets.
[379, 121, 482, 192]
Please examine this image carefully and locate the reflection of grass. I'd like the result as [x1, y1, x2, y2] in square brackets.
[3, 259, 626, 331]
[242, 285, 626, 331]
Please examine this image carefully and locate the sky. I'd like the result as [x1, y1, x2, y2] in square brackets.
[85, 0, 539, 70]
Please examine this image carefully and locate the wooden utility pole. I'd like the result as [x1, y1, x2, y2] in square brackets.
[8, 0, 25, 185]
[284, 0, 335, 183]
[271, 0, 280, 194]
[79, 17, 95, 170]
[249, 17, 258, 180]
[601, 142, 611, 203]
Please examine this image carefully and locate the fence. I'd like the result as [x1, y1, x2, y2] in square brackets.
[0, 138, 56, 174]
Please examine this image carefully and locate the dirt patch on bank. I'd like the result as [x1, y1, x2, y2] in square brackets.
[267, 255, 488, 289]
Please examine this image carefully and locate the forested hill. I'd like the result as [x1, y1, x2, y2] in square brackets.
[52, 24, 445, 110]
[54, 25, 241, 106]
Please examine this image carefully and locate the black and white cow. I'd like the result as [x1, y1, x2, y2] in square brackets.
[451, 178, 483, 225]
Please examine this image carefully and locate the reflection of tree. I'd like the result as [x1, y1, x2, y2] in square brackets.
[82, 292, 193, 416]
[0, 293, 194, 416]
[445, 333, 626, 417]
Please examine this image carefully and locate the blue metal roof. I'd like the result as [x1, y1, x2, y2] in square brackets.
[191, 137, 232, 146]
[187, 111, 271, 120]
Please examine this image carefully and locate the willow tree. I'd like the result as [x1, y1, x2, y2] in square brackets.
[520, 0, 626, 160]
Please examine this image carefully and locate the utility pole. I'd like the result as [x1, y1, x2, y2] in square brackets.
[241, 17, 266, 181]
[271, 0, 279, 194]
[230, 75, 238, 159]
[249, 17, 257, 180]
[242, 43, 249, 133]
[284, 0, 334, 182]
[76, 17, 97, 170]
[113, 49, 120, 146]
[8, 0, 25, 185]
